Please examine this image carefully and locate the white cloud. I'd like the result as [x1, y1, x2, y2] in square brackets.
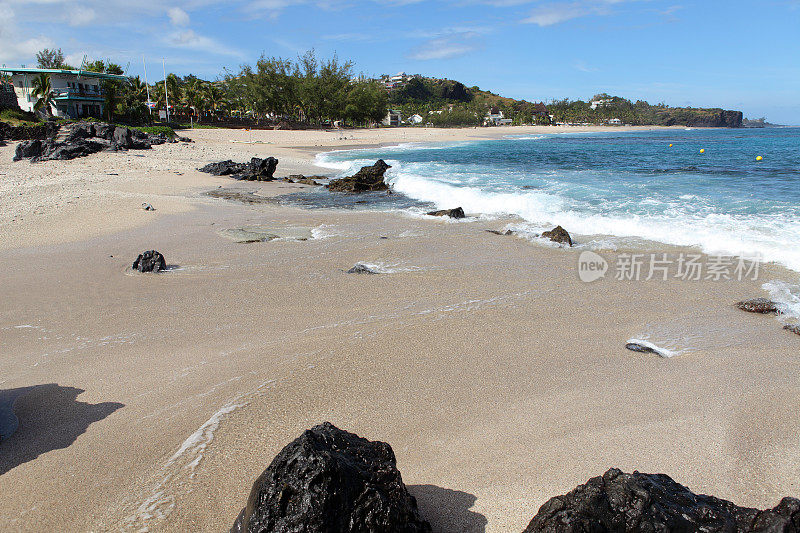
[522, 2, 587, 26]
[67, 5, 97, 26]
[408, 32, 482, 61]
[167, 6, 190, 26]
[0, 2, 54, 64]
[169, 29, 243, 58]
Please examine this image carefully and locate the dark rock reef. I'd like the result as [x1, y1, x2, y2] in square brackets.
[524, 468, 800, 533]
[541, 225, 572, 246]
[427, 207, 465, 219]
[132, 250, 166, 273]
[13, 122, 170, 162]
[0, 119, 59, 141]
[231, 422, 431, 533]
[198, 157, 279, 181]
[326, 160, 391, 192]
[736, 298, 781, 314]
[285, 174, 326, 186]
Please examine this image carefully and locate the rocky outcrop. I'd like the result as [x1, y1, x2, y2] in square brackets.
[0, 119, 59, 141]
[736, 298, 781, 314]
[784, 324, 800, 336]
[541, 226, 572, 246]
[231, 422, 431, 533]
[132, 250, 166, 273]
[347, 263, 379, 274]
[198, 157, 278, 181]
[427, 207, 465, 219]
[12, 122, 169, 162]
[524, 468, 800, 533]
[327, 160, 391, 192]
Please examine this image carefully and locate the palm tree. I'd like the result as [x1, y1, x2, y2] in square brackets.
[31, 73, 55, 117]
[182, 77, 202, 121]
[202, 82, 225, 120]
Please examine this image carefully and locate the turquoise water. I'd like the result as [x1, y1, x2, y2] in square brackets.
[316, 128, 800, 273]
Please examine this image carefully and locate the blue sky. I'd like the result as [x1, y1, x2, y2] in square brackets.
[2, 0, 799, 123]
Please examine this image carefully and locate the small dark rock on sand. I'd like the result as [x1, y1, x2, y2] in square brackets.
[524, 468, 800, 533]
[486, 229, 515, 236]
[141, 203, 155, 211]
[541, 225, 572, 246]
[326, 159, 391, 192]
[347, 263, 379, 274]
[231, 422, 430, 533]
[427, 207, 465, 219]
[132, 250, 166, 273]
[625, 342, 659, 355]
[736, 298, 781, 314]
[199, 157, 278, 181]
[784, 324, 800, 336]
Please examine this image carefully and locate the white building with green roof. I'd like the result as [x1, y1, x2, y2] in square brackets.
[0, 67, 128, 119]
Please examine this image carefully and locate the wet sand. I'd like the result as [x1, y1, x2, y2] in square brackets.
[1, 125, 798, 532]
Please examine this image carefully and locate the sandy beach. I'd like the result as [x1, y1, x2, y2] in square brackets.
[1, 125, 798, 532]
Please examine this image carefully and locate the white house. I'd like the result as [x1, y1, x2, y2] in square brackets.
[382, 109, 402, 126]
[0, 67, 128, 119]
[590, 98, 613, 110]
[607, 118, 622, 125]
[484, 107, 512, 126]
[408, 114, 423, 124]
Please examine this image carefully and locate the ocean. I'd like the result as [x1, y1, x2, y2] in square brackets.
[313, 128, 800, 276]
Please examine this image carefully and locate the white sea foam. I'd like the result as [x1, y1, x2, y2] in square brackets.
[626, 338, 677, 358]
[763, 280, 800, 319]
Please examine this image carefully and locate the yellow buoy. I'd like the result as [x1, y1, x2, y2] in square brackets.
[756, 155, 763, 161]
[669, 143, 673, 147]
[700, 149, 705, 153]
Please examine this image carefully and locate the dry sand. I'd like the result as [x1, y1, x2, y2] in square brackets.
[0, 125, 798, 532]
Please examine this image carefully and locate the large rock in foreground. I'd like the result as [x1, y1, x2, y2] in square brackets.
[132, 250, 166, 273]
[524, 468, 800, 533]
[736, 298, 781, 314]
[198, 157, 278, 181]
[327, 160, 391, 192]
[232, 422, 431, 533]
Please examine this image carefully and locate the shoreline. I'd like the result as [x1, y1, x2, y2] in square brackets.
[1, 126, 798, 532]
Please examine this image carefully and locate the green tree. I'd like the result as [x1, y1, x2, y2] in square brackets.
[31, 73, 55, 116]
[36, 48, 67, 69]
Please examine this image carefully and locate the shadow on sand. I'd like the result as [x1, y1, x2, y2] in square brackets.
[409, 484, 488, 533]
[0, 384, 123, 476]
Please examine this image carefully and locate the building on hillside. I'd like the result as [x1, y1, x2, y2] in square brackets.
[607, 118, 622, 125]
[382, 109, 403, 126]
[590, 98, 613, 110]
[381, 72, 411, 90]
[0, 67, 128, 119]
[484, 107, 512, 126]
[408, 113, 423, 124]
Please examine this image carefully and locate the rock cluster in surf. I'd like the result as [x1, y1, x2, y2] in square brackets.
[524, 468, 800, 532]
[12, 122, 177, 162]
[427, 207, 465, 219]
[199, 157, 279, 181]
[231, 422, 431, 533]
[735, 298, 781, 314]
[326, 159, 391, 192]
[541, 225, 572, 246]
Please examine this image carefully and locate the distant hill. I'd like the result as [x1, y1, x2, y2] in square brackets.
[384, 80, 743, 128]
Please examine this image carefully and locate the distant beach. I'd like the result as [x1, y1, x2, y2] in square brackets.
[1, 125, 799, 532]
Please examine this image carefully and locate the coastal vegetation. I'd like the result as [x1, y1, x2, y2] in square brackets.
[6, 47, 743, 129]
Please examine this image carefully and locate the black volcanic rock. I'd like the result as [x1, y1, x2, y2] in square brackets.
[132, 250, 166, 273]
[784, 324, 800, 336]
[327, 160, 391, 192]
[232, 422, 431, 533]
[347, 263, 379, 274]
[541, 225, 572, 246]
[625, 342, 658, 355]
[736, 298, 781, 314]
[427, 207, 465, 219]
[199, 157, 278, 181]
[523, 468, 800, 533]
[12, 122, 165, 162]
